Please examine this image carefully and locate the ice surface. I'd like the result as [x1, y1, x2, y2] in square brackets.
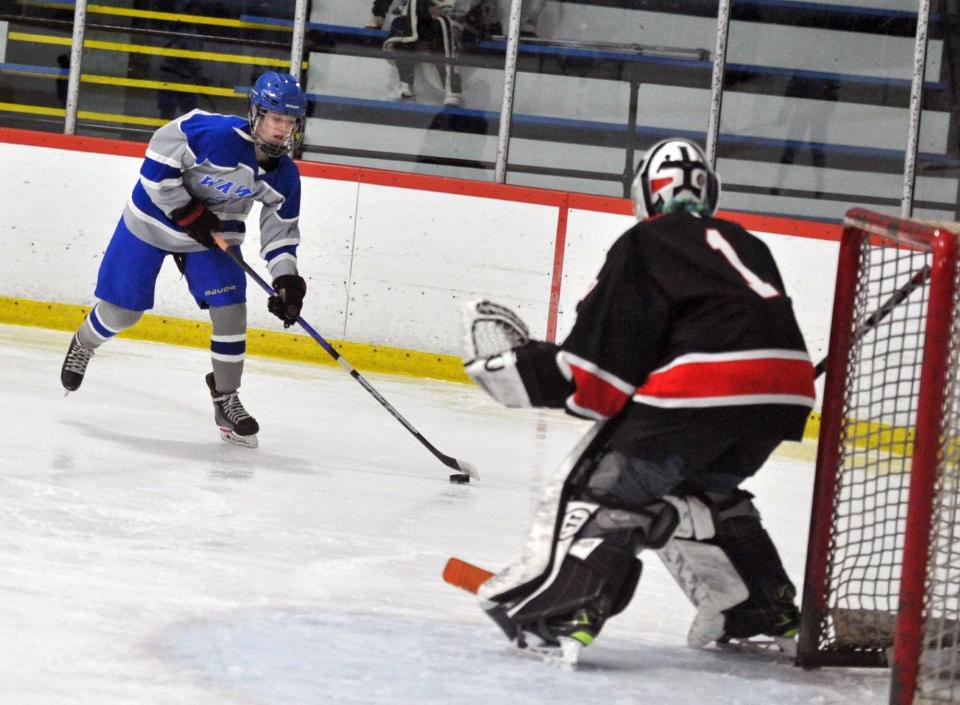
[0, 325, 888, 704]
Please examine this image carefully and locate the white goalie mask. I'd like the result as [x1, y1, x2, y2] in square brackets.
[631, 138, 720, 219]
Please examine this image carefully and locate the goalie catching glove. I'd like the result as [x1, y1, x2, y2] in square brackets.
[461, 300, 572, 408]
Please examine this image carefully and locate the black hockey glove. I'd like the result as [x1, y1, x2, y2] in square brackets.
[170, 199, 220, 249]
[268, 274, 307, 327]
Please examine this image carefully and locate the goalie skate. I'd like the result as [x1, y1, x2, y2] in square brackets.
[443, 558, 594, 668]
[511, 635, 583, 668]
[713, 634, 797, 660]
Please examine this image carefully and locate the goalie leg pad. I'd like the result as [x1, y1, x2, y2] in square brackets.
[496, 531, 642, 649]
[710, 491, 799, 641]
[656, 490, 798, 647]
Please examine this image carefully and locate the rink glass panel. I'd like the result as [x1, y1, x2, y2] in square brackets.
[716, 0, 951, 223]
[0, 1, 297, 140]
[298, 3, 505, 182]
[1, 2, 957, 222]
[0, 2, 76, 131]
[501, 1, 712, 197]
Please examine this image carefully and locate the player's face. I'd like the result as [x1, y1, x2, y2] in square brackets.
[255, 110, 297, 146]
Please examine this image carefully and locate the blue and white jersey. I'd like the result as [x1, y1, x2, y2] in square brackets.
[122, 110, 301, 279]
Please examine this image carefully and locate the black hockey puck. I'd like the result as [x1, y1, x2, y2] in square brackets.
[449, 473, 470, 484]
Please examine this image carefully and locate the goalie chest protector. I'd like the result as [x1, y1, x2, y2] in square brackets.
[560, 210, 814, 436]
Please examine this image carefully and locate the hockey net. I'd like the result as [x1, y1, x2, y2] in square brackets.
[797, 209, 960, 705]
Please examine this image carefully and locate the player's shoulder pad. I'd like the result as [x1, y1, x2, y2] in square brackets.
[179, 112, 251, 165]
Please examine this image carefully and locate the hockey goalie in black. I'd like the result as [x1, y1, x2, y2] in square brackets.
[461, 137, 816, 664]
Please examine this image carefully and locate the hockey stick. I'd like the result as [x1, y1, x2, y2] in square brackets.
[813, 264, 931, 378]
[212, 235, 479, 482]
[443, 557, 494, 594]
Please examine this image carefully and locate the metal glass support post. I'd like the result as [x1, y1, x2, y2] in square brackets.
[901, 0, 931, 218]
[64, 0, 88, 135]
[705, 0, 731, 169]
[494, 0, 523, 184]
[289, 0, 309, 80]
[623, 72, 640, 198]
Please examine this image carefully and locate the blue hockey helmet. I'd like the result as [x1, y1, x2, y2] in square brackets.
[631, 138, 720, 219]
[248, 71, 307, 157]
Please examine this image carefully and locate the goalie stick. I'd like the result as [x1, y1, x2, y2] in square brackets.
[443, 557, 494, 594]
[212, 235, 478, 482]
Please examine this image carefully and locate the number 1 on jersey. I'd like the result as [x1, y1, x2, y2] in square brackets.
[705, 229, 780, 298]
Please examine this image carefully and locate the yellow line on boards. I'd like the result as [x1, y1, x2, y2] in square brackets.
[0, 297, 470, 384]
[0, 101, 64, 117]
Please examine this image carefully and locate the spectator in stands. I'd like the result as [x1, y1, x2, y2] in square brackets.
[368, 0, 464, 107]
[458, 1, 545, 39]
[461, 0, 503, 46]
[771, 72, 839, 200]
[55, 54, 69, 108]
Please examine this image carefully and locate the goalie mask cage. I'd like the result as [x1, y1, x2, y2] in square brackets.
[797, 209, 960, 705]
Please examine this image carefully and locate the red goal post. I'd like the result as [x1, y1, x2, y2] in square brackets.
[797, 208, 960, 705]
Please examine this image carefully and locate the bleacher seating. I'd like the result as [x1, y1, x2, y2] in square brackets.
[301, 1, 958, 221]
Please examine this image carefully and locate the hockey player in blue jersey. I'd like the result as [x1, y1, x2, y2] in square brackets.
[60, 72, 309, 449]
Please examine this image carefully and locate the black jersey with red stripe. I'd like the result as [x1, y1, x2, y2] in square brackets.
[557, 210, 815, 437]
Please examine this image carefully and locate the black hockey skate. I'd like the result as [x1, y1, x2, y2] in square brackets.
[61, 334, 95, 393]
[205, 373, 259, 448]
[715, 586, 800, 658]
[489, 593, 611, 667]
